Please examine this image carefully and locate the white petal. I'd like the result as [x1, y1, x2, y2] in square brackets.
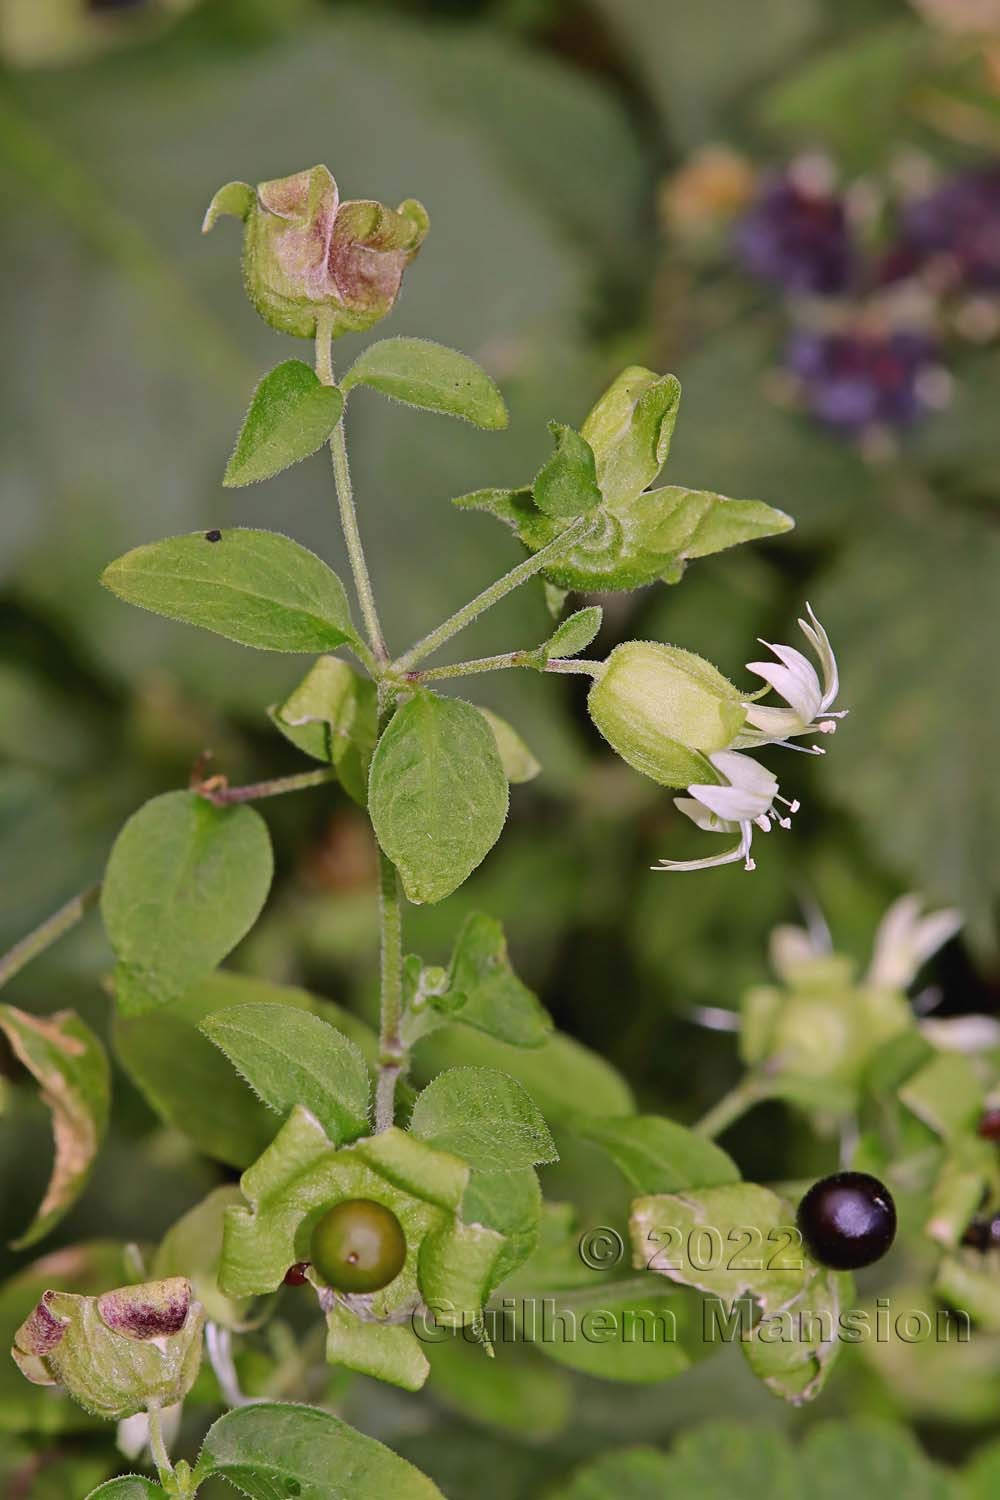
[746, 650, 822, 724]
[673, 796, 735, 834]
[741, 703, 810, 740]
[867, 893, 964, 989]
[798, 604, 839, 711]
[691, 782, 771, 823]
[653, 837, 749, 873]
[708, 749, 778, 797]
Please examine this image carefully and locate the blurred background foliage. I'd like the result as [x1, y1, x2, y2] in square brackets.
[0, 0, 998, 1494]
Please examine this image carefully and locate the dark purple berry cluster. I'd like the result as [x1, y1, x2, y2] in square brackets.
[734, 157, 1000, 441]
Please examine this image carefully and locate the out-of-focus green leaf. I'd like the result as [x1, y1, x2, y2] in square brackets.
[816, 511, 1000, 954]
[269, 655, 377, 806]
[102, 791, 273, 1014]
[343, 338, 508, 429]
[798, 1418, 952, 1498]
[570, 1115, 739, 1195]
[224, 361, 344, 486]
[551, 1446, 673, 1500]
[101, 530, 358, 653]
[0, 1005, 110, 1248]
[476, 707, 542, 785]
[425, 1336, 572, 1440]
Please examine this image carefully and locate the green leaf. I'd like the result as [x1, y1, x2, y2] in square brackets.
[580, 368, 681, 507]
[799, 1418, 952, 1499]
[86, 1481, 163, 1499]
[545, 605, 602, 660]
[462, 1167, 542, 1290]
[816, 511, 1000, 955]
[530, 1288, 693, 1385]
[416, 1025, 634, 1123]
[269, 655, 378, 805]
[224, 361, 344, 486]
[662, 1424, 800, 1500]
[552, 1446, 673, 1500]
[369, 693, 509, 904]
[425, 1336, 571, 1440]
[101, 529, 358, 653]
[200, 1002, 371, 1145]
[476, 707, 541, 785]
[631, 1184, 812, 1316]
[197, 1402, 445, 1499]
[102, 791, 273, 1015]
[342, 337, 508, 429]
[743, 1269, 853, 1405]
[571, 1115, 739, 1195]
[899, 1049, 985, 1141]
[114, 972, 376, 1168]
[533, 422, 602, 519]
[410, 1066, 557, 1172]
[438, 911, 553, 1048]
[152, 1185, 252, 1329]
[0, 1005, 110, 1249]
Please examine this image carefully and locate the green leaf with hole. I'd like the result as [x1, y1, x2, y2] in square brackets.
[269, 655, 377, 805]
[369, 693, 508, 904]
[200, 1002, 371, 1145]
[196, 1402, 445, 1499]
[224, 360, 344, 486]
[572, 1115, 739, 1194]
[342, 337, 507, 429]
[743, 1268, 853, 1405]
[436, 912, 553, 1048]
[534, 422, 602, 519]
[101, 529, 358, 652]
[102, 791, 273, 1015]
[410, 1066, 557, 1173]
[0, 1006, 110, 1249]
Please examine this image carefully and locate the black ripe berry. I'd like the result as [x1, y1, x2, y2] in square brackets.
[977, 1108, 1000, 1142]
[962, 1215, 1000, 1252]
[310, 1199, 406, 1295]
[797, 1171, 897, 1271]
[283, 1262, 310, 1287]
[204, 529, 222, 543]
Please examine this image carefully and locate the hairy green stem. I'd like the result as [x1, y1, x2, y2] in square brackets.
[404, 651, 602, 685]
[146, 1404, 175, 1484]
[392, 517, 593, 674]
[375, 847, 405, 1132]
[316, 316, 389, 666]
[197, 767, 338, 806]
[694, 1077, 766, 1139]
[0, 884, 100, 990]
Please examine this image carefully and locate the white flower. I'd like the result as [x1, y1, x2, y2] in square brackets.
[652, 750, 799, 873]
[735, 604, 846, 751]
[866, 893, 963, 990]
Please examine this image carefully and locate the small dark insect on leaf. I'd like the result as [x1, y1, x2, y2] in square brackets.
[204, 529, 223, 543]
[283, 1262, 311, 1286]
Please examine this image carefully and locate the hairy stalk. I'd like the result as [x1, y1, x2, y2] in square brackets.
[316, 314, 389, 665]
[375, 847, 405, 1132]
[392, 516, 593, 674]
[405, 652, 602, 684]
[0, 884, 100, 990]
[195, 766, 338, 805]
[146, 1404, 174, 1483]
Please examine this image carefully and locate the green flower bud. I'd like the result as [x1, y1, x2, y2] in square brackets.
[11, 1276, 204, 1420]
[587, 640, 746, 788]
[204, 165, 429, 339]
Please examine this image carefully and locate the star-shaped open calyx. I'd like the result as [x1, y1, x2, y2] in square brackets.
[218, 1106, 505, 1390]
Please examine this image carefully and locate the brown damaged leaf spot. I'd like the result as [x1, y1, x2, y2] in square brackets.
[0, 1004, 109, 1248]
[97, 1277, 192, 1341]
[15, 1290, 69, 1355]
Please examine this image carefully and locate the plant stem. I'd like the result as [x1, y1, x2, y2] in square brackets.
[392, 517, 593, 674]
[146, 1404, 174, 1484]
[375, 847, 405, 1132]
[405, 651, 602, 684]
[316, 315, 389, 666]
[694, 1077, 766, 1139]
[196, 767, 338, 806]
[0, 884, 100, 990]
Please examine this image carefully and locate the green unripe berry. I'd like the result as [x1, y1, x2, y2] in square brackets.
[310, 1199, 407, 1295]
